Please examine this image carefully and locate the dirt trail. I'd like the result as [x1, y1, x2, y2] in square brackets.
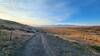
[22, 33, 56, 56]
[40, 33, 56, 56]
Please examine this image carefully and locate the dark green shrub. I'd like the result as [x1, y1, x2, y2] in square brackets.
[91, 45, 100, 52]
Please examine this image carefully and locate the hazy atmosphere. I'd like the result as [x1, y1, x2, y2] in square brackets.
[0, 0, 100, 25]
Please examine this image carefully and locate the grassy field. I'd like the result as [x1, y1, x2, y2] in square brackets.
[0, 19, 35, 56]
[0, 30, 34, 56]
[40, 27, 100, 45]
[39, 26, 100, 53]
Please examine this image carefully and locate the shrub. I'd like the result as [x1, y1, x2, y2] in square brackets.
[91, 45, 100, 52]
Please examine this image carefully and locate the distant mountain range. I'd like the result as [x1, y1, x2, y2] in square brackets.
[37, 24, 100, 28]
[36, 25, 79, 27]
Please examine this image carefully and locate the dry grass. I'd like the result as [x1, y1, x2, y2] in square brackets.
[0, 29, 33, 56]
[40, 26, 100, 45]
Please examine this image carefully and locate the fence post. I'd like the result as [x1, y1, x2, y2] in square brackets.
[10, 31, 13, 41]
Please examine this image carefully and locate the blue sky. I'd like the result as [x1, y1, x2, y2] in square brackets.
[0, 0, 100, 25]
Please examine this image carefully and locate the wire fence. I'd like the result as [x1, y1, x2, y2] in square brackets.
[0, 30, 33, 56]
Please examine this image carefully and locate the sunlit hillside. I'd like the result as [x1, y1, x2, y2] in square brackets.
[40, 26, 100, 45]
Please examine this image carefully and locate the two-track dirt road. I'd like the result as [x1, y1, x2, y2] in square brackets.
[16, 32, 99, 56]
[23, 32, 56, 56]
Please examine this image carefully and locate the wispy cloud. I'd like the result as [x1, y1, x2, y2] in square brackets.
[0, 0, 75, 25]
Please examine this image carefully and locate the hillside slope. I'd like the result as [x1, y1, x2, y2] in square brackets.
[0, 19, 99, 56]
[0, 19, 38, 32]
[0, 19, 37, 56]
